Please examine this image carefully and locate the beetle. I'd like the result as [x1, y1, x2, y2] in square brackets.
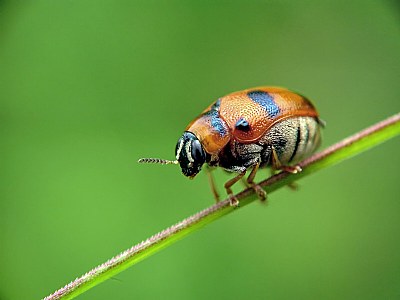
[139, 86, 323, 206]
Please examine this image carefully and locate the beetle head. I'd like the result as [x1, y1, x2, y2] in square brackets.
[175, 131, 206, 178]
[138, 131, 206, 179]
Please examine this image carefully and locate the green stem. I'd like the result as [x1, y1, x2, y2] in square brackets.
[44, 113, 400, 300]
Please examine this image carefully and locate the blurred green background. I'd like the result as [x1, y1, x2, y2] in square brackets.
[1, 1, 399, 299]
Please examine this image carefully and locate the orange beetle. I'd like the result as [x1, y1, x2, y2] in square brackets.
[139, 87, 323, 205]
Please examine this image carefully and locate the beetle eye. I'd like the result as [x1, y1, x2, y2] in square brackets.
[191, 140, 205, 163]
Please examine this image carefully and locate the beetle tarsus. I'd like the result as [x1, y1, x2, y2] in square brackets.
[224, 170, 246, 205]
[281, 165, 302, 174]
[245, 162, 267, 202]
[250, 183, 267, 202]
[228, 194, 240, 207]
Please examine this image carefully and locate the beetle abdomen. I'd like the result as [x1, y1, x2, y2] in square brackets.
[262, 116, 321, 165]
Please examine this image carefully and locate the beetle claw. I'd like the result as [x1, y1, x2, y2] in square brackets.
[282, 165, 302, 174]
[228, 195, 240, 207]
[251, 183, 267, 202]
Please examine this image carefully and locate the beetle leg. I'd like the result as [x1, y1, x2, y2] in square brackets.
[281, 165, 302, 173]
[271, 147, 301, 190]
[241, 177, 250, 188]
[205, 166, 220, 202]
[268, 166, 298, 189]
[246, 162, 267, 202]
[270, 146, 282, 171]
[224, 171, 246, 206]
[271, 147, 302, 174]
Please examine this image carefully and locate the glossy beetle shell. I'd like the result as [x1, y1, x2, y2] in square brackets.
[186, 87, 319, 155]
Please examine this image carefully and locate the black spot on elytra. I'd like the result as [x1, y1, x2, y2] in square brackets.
[235, 118, 250, 131]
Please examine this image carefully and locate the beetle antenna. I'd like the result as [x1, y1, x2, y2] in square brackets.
[138, 158, 179, 165]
